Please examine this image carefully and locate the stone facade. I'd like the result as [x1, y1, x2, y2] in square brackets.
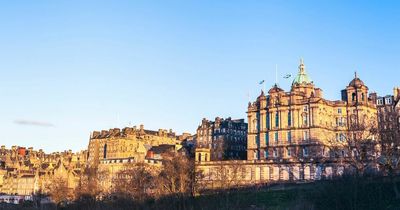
[196, 117, 247, 160]
[88, 125, 191, 193]
[247, 61, 377, 162]
[0, 146, 86, 195]
[87, 125, 182, 168]
[196, 60, 382, 186]
[373, 87, 400, 126]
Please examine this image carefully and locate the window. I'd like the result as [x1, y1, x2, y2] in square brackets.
[288, 111, 292, 126]
[264, 150, 269, 159]
[275, 132, 278, 144]
[336, 117, 344, 127]
[275, 112, 279, 127]
[253, 150, 258, 159]
[266, 113, 270, 129]
[303, 147, 309, 157]
[287, 131, 292, 144]
[352, 93, 356, 101]
[265, 133, 269, 146]
[103, 144, 107, 159]
[386, 97, 392, 105]
[377, 99, 383, 105]
[338, 108, 342, 114]
[287, 147, 291, 157]
[273, 148, 278, 157]
[303, 115, 308, 126]
[340, 133, 345, 142]
[303, 131, 309, 141]
[362, 93, 365, 101]
[304, 106, 308, 112]
[255, 135, 260, 146]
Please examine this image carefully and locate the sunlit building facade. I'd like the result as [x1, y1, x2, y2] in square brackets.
[247, 60, 377, 163]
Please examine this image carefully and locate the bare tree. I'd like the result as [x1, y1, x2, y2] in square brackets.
[113, 163, 157, 202]
[156, 152, 197, 197]
[376, 109, 400, 198]
[46, 175, 73, 207]
[325, 116, 378, 177]
[75, 166, 107, 204]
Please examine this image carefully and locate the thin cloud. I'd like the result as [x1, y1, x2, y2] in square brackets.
[14, 120, 55, 127]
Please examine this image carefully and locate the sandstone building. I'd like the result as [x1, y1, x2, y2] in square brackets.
[87, 125, 182, 168]
[0, 146, 86, 196]
[196, 117, 247, 160]
[88, 125, 190, 192]
[196, 60, 382, 186]
[247, 60, 377, 163]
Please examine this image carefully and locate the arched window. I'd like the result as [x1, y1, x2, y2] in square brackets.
[352, 93, 356, 101]
[303, 114, 308, 126]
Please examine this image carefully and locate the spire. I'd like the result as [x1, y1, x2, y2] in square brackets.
[299, 58, 305, 73]
[354, 71, 358, 78]
[292, 58, 312, 86]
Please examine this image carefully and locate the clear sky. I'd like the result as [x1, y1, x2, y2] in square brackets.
[0, 1, 399, 152]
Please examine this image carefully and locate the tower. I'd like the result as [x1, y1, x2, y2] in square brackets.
[342, 72, 369, 104]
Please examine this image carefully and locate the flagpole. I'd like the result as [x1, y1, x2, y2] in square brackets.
[263, 81, 266, 94]
[275, 64, 278, 85]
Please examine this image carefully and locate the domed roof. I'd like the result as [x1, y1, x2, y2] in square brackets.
[292, 59, 313, 86]
[348, 72, 365, 87]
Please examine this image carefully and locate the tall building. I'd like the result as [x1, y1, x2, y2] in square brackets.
[196, 117, 247, 160]
[373, 87, 400, 122]
[247, 60, 377, 165]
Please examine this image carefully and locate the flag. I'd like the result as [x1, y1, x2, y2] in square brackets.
[259, 80, 265, 85]
[284, 74, 291, 79]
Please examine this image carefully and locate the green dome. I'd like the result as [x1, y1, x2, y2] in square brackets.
[292, 59, 313, 85]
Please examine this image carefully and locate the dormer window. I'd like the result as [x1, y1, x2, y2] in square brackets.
[386, 98, 392, 105]
[377, 99, 383, 105]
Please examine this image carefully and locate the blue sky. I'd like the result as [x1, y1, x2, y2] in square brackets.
[0, 1, 399, 152]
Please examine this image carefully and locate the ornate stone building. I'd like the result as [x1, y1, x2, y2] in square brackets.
[196, 60, 381, 187]
[196, 117, 247, 160]
[247, 60, 377, 163]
